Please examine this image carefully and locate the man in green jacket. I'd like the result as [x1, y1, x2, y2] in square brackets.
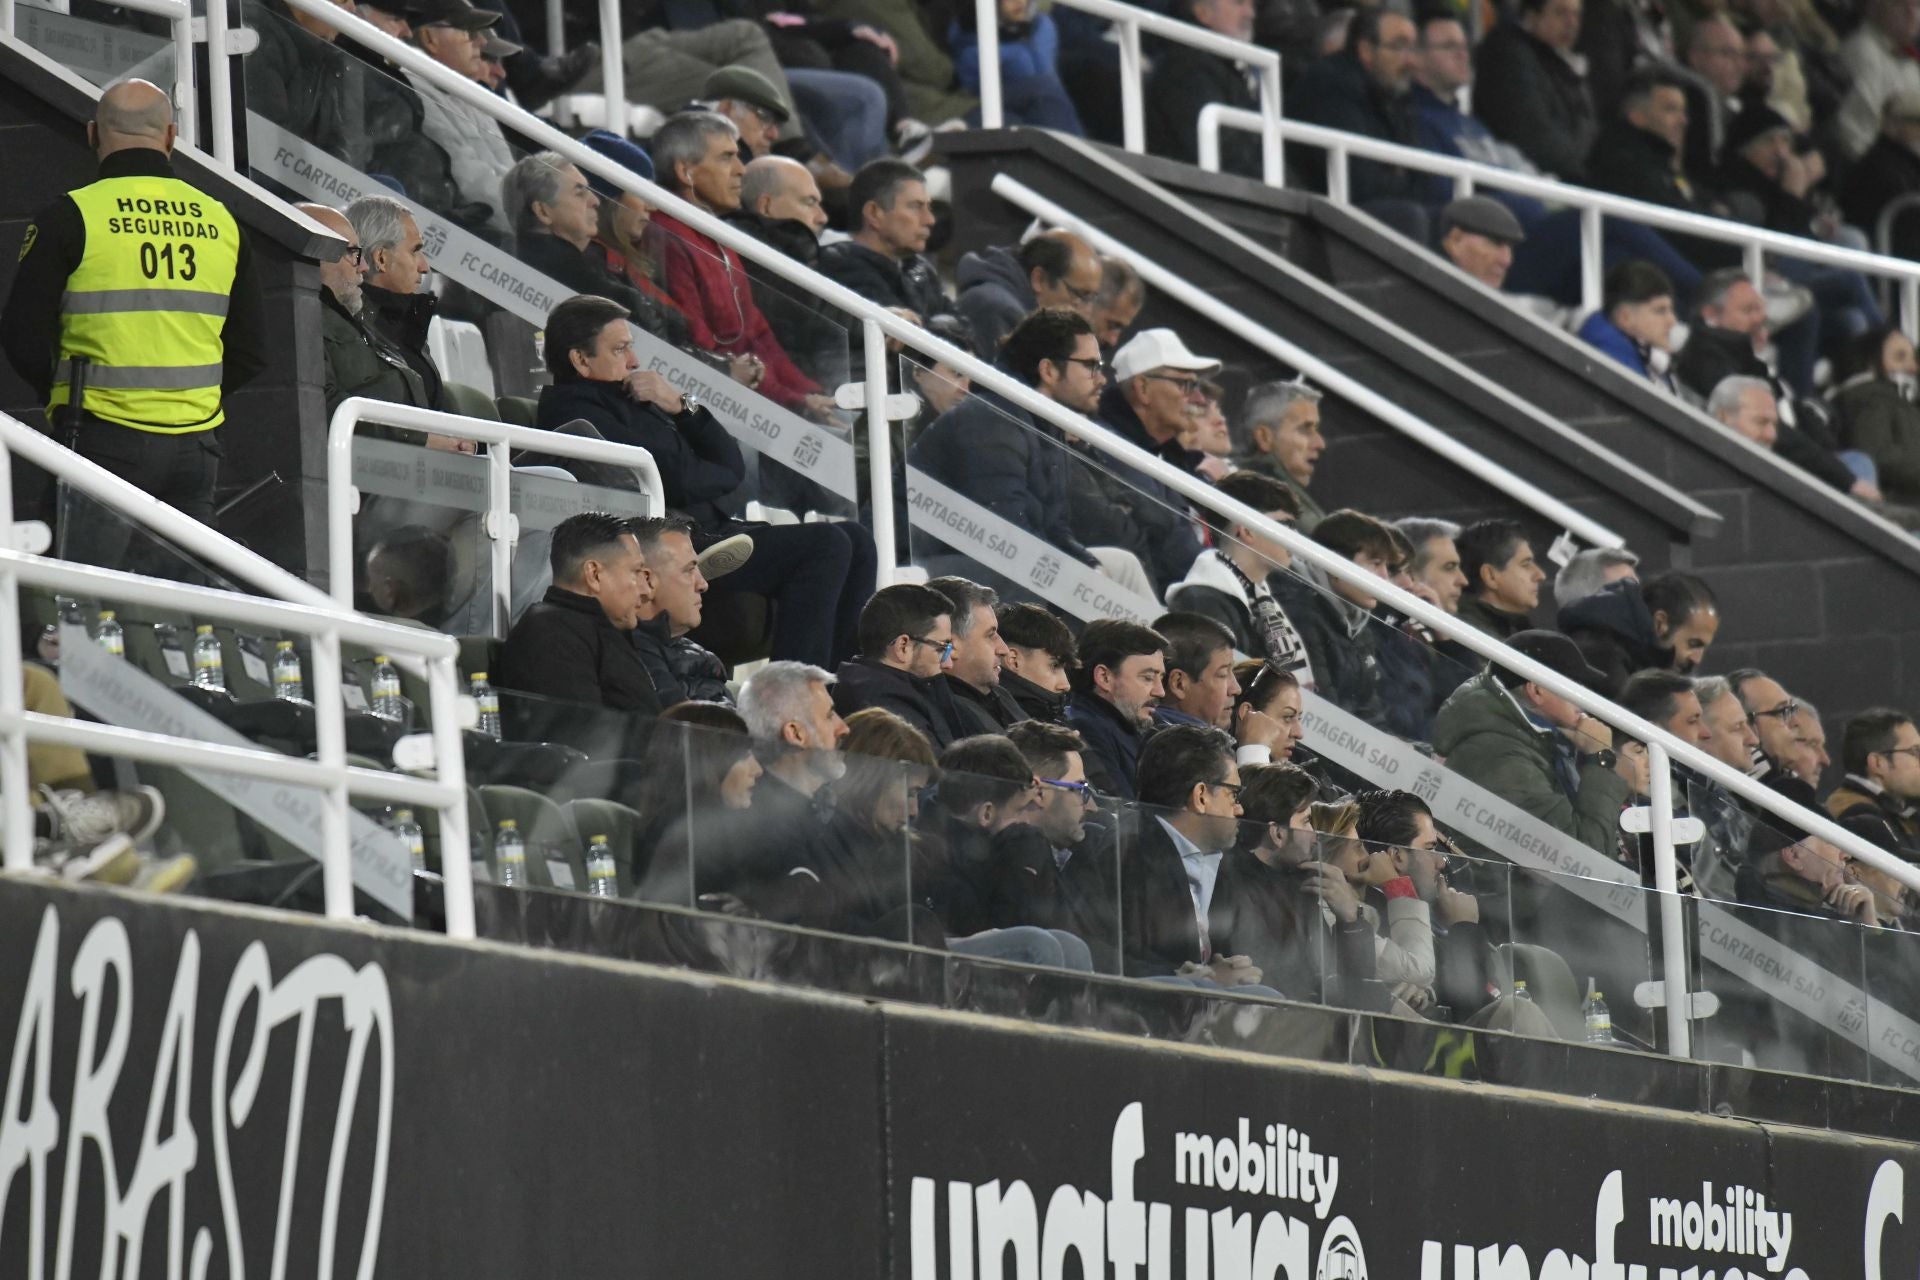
[302, 205, 429, 420]
[1432, 630, 1634, 853]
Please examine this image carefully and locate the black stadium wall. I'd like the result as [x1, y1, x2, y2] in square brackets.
[3, 877, 1919, 1278]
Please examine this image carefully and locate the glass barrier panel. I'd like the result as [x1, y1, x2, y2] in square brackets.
[350, 434, 493, 639]
[13, 0, 174, 88]
[1502, 851, 1658, 1050]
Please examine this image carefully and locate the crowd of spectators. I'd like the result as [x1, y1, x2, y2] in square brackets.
[32, 0, 1920, 1051]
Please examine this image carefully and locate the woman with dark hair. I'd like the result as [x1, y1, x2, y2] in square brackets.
[1232, 660, 1312, 770]
[1833, 325, 1920, 505]
[1209, 763, 1392, 1010]
[803, 707, 947, 941]
[633, 702, 764, 904]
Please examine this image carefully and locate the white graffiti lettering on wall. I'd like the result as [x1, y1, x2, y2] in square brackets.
[0, 907, 393, 1279]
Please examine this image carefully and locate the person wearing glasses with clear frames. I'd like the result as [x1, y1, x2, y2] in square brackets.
[1827, 708, 1920, 858]
[830, 583, 966, 749]
[1730, 668, 1814, 792]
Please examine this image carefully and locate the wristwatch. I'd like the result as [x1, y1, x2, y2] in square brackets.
[679, 387, 702, 416]
[1581, 749, 1618, 771]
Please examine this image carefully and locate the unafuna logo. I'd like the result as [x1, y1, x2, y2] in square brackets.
[908, 1103, 1361, 1278]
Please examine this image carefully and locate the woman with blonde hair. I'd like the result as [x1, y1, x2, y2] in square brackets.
[1311, 796, 1436, 1001]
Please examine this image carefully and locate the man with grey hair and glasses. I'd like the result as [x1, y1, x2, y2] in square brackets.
[1235, 379, 1327, 532]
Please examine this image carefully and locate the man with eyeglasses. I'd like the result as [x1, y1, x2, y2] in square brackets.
[1075, 328, 1215, 592]
[1117, 724, 1273, 989]
[1007, 720, 1121, 968]
[911, 308, 1116, 596]
[1730, 669, 1814, 794]
[1828, 709, 1920, 858]
[306, 206, 425, 419]
[1288, 9, 1427, 209]
[955, 230, 1103, 363]
[831, 584, 965, 748]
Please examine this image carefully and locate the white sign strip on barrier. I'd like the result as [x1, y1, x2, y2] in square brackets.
[352, 436, 649, 528]
[247, 114, 858, 500]
[1296, 686, 1920, 1080]
[59, 625, 415, 919]
[902, 467, 1163, 625]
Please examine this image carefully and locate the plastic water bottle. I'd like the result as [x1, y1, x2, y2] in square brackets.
[191, 625, 225, 690]
[370, 655, 404, 722]
[1512, 979, 1533, 1004]
[393, 808, 426, 873]
[95, 610, 123, 656]
[471, 671, 501, 739]
[1583, 980, 1612, 1044]
[272, 640, 304, 702]
[587, 835, 617, 897]
[493, 819, 526, 887]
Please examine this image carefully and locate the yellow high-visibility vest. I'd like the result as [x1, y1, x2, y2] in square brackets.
[51, 173, 241, 433]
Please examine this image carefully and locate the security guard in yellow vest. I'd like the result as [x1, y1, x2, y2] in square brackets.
[1, 78, 264, 569]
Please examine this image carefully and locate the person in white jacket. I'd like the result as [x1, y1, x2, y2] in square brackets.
[405, 0, 516, 236]
[1836, 0, 1920, 159]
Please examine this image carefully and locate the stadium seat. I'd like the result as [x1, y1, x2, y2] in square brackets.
[441, 381, 501, 422]
[478, 783, 585, 890]
[496, 396, 537, 428]
[564, 797, 643, 893]
[1497, 943, 1584, 1042]
[427, 316, 496, 398]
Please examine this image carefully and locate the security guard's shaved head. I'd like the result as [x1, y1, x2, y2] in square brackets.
[93, 79, 176, 157]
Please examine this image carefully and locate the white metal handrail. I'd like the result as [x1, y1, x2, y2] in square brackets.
[973, 0, 1282, 184]
[1200, 104, 1920, 335]
[993, 173, 1711, 548]
[0, 0, 200, 147]
[325, 398, 666, 635]
[0, 550, 474, 939]
[273, 0, 1920, 961]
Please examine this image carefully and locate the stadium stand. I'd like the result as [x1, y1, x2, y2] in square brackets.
[8, 0, 1920, 1264]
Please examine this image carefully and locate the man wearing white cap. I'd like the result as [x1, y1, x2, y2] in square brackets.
[1069, 327, 1219, 592]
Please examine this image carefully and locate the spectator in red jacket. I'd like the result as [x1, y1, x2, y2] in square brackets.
[650, 110, 837, 422]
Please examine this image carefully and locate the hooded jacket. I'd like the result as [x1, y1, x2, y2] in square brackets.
[1431, 669, 1629, 852]
[1285, 52, 1423, 204]
[359, 284, 444, 411]
[1064, 689, 1146, 801]
[1066, 385, 1204, 592]
[953, 245, 1035, 361]
[723, 211, 848, 388]
[1471, 21, 1598, 181]
[1557, 578, 1669, 699]
[1001, 669, 1066, 723]
[496, 585, 663, 715]
[909, 383, 1099, 569]
[1164, 548, 1316, 682]
[944, 674, 1030, 736]
[831, 657, 961, 748]
[1828, 775, 1920, 857]
[1835, 374, 1920, 502]
[1271, 564, 1383, 727]
[536, 377, 745, 527]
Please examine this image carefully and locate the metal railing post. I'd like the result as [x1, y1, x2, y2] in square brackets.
[1327, 144, 1349, 206]
[1743, 242, 1765, 289]
[170, 6, 197, 148]
[976, 0, 1003, 129]
[1647, 742, 1693, 1058]
[1118, 19, 1144, 154]
[1452, 173, 1474, 200]
[597, 0, 624, 138]
[427, 653, 474, 939]
[545, 0, 563, 56]
[486, 436, 516, 636]
[310, 627, 355, 919]
[1580, 204, 1604, 319]
[0, 442, 31, 872]
[863, 319, 897, 583]
[1198, 106, 1222, 173]
[1257, 58, 1283, 186]
[1903, 277, 1920, 344]
[206, 0, 234, 166]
